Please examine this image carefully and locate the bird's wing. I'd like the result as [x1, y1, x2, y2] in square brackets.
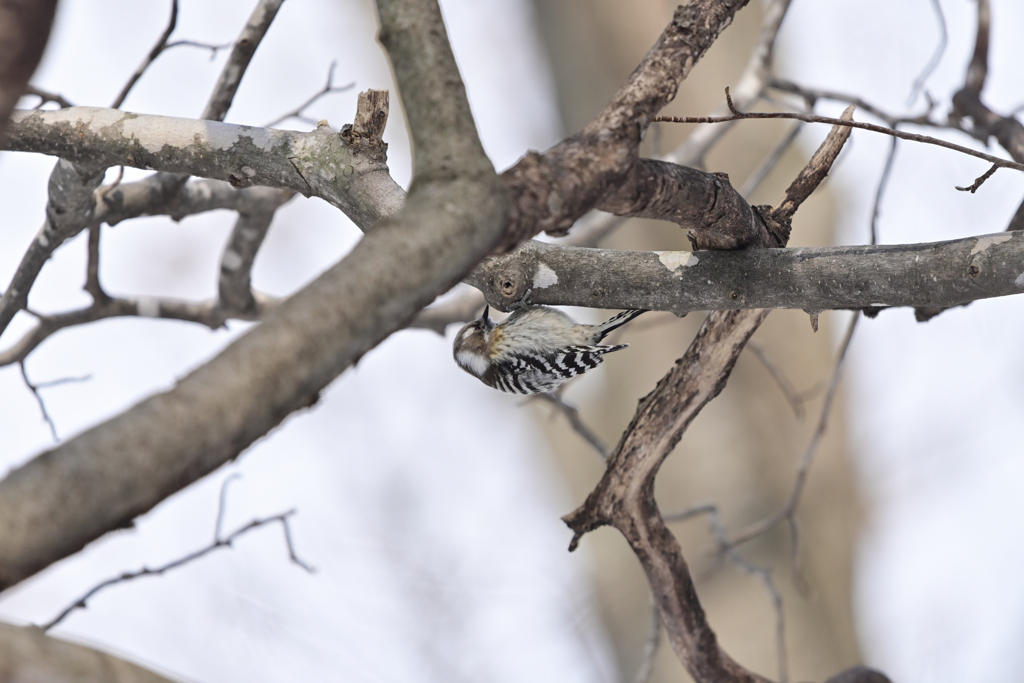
[486, 344, 626, 394]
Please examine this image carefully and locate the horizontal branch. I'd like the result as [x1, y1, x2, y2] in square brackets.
[469, 232, 1024, 314]
[4, 107, 403, 230]
[654, 96, 1024, 180]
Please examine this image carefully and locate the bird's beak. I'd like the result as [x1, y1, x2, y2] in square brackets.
[479, 305, 493, 329]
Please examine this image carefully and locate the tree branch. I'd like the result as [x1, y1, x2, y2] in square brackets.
[467, 231, 1024, 315]
[562, 110, 855, 683]
[0, 621, 178, 683]
[0, 0, 510, 589]
[655, 91, 1024, 186]
[3, 107, 404, 229]
[202, 0, 286, 122]
[497, 0, 753, 248]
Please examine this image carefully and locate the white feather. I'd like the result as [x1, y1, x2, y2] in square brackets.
[456, 349, 489, 378]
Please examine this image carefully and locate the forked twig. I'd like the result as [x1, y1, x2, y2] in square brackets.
[265, 61, 356, 128]
[18, 362, 91, 441]
[40, 476, 313, 632]
[726, 312, 859, 550]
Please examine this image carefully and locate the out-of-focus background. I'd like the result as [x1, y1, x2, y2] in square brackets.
[1, 1, 1022, 682]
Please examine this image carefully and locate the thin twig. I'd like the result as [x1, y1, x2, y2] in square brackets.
[24, 85, 73, 109]
[41, 478, 313, 632]
[18, 362, 91, 441]
[907, 0, 948, 106]
[739, 121, 804, 199]
[664, 502, 789, 683]
[533, 392, 609, 459]
[655, 87, 1024, 190]
[631, 596, 662, 683]
[164, 39, 231, 59]
[202, 0, 287, 122]
[726, 312, 860, 549]
[215, 473, 242, 542]
[746, 341, 805, 420]
[870, 137, 898, 245]
[264, 60, 356, 128]
[770, 78, 940, 128]
[110, 0, 179, 109]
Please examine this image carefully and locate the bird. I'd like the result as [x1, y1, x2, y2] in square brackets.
[452, 305, 645, 394]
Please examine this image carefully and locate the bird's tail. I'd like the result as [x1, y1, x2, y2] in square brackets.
[595, 309, 646, 341]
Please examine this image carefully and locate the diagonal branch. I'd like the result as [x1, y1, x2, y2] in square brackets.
[563, 110, 855, 683]
[0, 0, 509, 595]
[0, 621, 179, 683]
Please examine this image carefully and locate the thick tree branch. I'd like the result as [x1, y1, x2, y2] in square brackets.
[467, 231, 1024, 315]
[498, 0, 751, 248]
[0, 622, 178, 683]
[3, 107, 404, 229]
[0, 0, 509, 592]
[563, 112, 855, 683]
[202, 0, 286, 122]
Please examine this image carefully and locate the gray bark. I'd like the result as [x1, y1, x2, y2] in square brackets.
[469, 231, 1024, 315]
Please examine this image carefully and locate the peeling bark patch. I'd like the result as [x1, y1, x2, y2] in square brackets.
[137, 298, 160, 318]
[30, 106, 125, 132]
[657, 251, 699, 275]
[970, 233, 1013, 255]
[533, 263, 558, 289]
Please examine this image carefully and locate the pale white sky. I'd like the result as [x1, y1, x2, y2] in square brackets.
[2, 1, 1024, 682]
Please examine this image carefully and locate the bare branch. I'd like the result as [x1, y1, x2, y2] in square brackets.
[0, 621, 179, 683]
[725, 313, 859, 550]
[654, 90, 1024, 187]
[869, 137, 898, 245]
[563, 109, 855, 683]
[17, 361, 90, 441]
[632, 596, 662, 683]
[0, 293, 274, 368]
[218, 188, 294, 313]
[202, 0, 287, 122]
[265, 60, 356, 128]
[665, 0, 794, 168]
[24, 84, 73, 109]
[41, 507, 312, 632]
[533, 392, 609, 459]
[0, 0, 509, 593]
[468, 231, 1024, 317]
[745, 342, 805, 420]
[770, 78, 940, 128]
[110, 0, 180, 110]
[498, 0, 755, 248]
[907, 0, 948, 106]
[5, 106, 404, 230]
[0, 160, 105, 337]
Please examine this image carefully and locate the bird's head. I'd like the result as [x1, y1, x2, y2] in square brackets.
[452, 306, 496, 378]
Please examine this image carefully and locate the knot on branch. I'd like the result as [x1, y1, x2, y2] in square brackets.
[471, 243, 536, 310]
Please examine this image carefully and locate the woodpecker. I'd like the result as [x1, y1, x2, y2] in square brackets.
[452, 305, 645, 394]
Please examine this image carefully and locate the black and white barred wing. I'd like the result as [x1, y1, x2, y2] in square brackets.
[485, 344, 627, 395]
